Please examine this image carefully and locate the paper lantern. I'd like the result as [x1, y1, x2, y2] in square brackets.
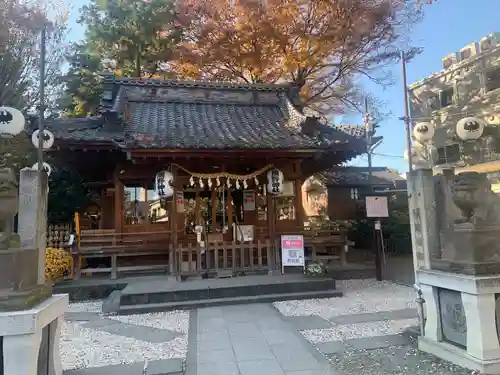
[456, 117, 486, 141]
[32, 162, 52, 176]
[267, 168, 284, 195]
[0, 106, 25, 137]
[413, 122, 435, 142]
[31, 129, 54, 150]
[155, 170, 174, 198]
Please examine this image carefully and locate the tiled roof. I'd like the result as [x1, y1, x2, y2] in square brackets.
[46, 77, 367, 150]
[317, 167, 405, 187]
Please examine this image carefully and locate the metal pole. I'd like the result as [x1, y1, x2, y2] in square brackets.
[401, 50, 413, 172]
[38, 26, 46, 180]
[364, 97, 373, 192]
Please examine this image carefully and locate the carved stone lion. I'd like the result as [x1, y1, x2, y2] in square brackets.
[451, 172, 500, 226]
[0, 168, 19, 249]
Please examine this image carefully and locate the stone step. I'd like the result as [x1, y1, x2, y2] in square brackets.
[115, 289, 343, 315]
[119, 277, 338, 306]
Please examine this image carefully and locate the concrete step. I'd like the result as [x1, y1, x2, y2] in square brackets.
[119, 278, 338, 306]
[115, 289, 343, 314]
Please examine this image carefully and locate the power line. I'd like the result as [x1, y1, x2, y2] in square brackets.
[373, 152, 405, 159]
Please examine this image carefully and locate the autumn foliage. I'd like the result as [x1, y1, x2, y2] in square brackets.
[173, 0, 422, 114]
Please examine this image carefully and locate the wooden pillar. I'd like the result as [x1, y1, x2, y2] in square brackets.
[267, 192, 277, 268]
[295, 178, 304, 231]
[227, 180, 233, 239]
[211, 187, 217, 233]
[169, 166, 178, 275]
[113, 169, 124, 234]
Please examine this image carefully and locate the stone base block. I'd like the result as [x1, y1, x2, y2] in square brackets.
[0, 294, 69, 375]
[419, 337, 500, 374]
[0, 283, 52, 312]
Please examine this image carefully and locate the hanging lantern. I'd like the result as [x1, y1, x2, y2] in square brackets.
[155, 170, 174, 198]
[208, 178, 213, 188]
[235, 180, 240, 189]
[216, 177, 221, 186]
[189, 176, 195, 186]
[243, 179, 248, 189]
[31, 129, 55, 150]
[32, 162, 53, 176]
[413, 122, 435, 143]
[267, 168, 284, 195]
[456, 117, 486, 141]
[403, 147, 428, 169]
[227, 178, 232, 188]
[199, 178, 204, 189]
[0, 106, 25, 137]
[254, 177, 259, 186]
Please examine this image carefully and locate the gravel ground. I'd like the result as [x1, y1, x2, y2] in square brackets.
[327, 338, 479, 375]
[61, 301, 189, 371]
[302, 318, 418, 343]
[274, 279, 416, 318]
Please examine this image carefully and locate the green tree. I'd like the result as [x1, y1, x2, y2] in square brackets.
[80, 0, 180, 77]
[58, 0, 181, 117]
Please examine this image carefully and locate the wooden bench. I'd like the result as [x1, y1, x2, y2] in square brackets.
[72, 230, 172, 280]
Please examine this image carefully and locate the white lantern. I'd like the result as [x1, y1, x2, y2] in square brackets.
[155, 170, 174, 198]
[0, 106, 25, 137]
[403, 147, 428, 169]
[32, 162, 52, 176]
[31, 129, 55, 150]
[456, 117, 486, 141]
[413, 122, 435, 142]
[267, 168, 284, 195]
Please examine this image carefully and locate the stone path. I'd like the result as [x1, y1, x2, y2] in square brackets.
[186, 304, 334, 375]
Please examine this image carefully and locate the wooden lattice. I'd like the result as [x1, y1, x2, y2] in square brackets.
[46, 223, 73, 249]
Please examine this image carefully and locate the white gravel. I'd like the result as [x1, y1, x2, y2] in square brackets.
[108, 311, 190, 334]
[302, 318, 418, 343]
[274, 279, 416, 318]
[61, 301, 189, 370]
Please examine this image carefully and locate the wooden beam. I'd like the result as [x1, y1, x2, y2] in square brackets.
[113, 168, 124, 233]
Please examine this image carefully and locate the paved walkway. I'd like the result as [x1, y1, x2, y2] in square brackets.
[186, 304, 334, 375]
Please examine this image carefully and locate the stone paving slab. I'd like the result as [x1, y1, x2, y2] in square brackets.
[315, 334, 410, 355]
[329, 308, 416, 325]
[84, 317, 181, 343]
[63, 358, 183, 375]
[191, 303, 335, 375]
[65, 312, 100, 322]
[282, 315, 333, 330]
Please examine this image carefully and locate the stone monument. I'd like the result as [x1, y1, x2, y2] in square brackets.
[414, 169, 500, 374]
[0, 167, 68, 375]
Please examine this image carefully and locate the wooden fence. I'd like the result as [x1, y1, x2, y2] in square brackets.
[173, 240, 276, 277]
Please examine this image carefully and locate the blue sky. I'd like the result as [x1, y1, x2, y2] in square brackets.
[65, 0, 500, 173]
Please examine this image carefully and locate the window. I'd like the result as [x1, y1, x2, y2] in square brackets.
[439, 88, 454, 108]
[436, 144, 461, 165]
[147, 186, 167, 224]
[123, 183, 147, 225]
[460, 48, 471, 60]
[486, 67, 500, 92]
[350, 188, 359, 200]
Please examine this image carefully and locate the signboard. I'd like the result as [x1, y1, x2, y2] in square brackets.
[175, 191, 184, 213]
[243, 190, 255, 211]
[365, 196, 389, 218]
[281, 235, 305, 273]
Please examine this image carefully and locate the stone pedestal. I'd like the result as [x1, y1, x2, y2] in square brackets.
[418, 269, 500, 374]
[0, 294, 68, 375]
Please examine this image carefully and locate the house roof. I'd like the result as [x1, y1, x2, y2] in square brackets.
[46, 76, 368, 151]
[317, 167, 405, 187]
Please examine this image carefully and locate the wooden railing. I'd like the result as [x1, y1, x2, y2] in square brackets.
[71, 230, 172, 280]
[173, 240, 275, 277]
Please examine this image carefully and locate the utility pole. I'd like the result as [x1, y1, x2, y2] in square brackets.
[38, 26, 46, 192]
[364, 97, 383, 281]
[364, 97, 374, 192]
[400, 50, 413, 172]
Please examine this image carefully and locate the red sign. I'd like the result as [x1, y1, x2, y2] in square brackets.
[281, 237, 303, 249]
